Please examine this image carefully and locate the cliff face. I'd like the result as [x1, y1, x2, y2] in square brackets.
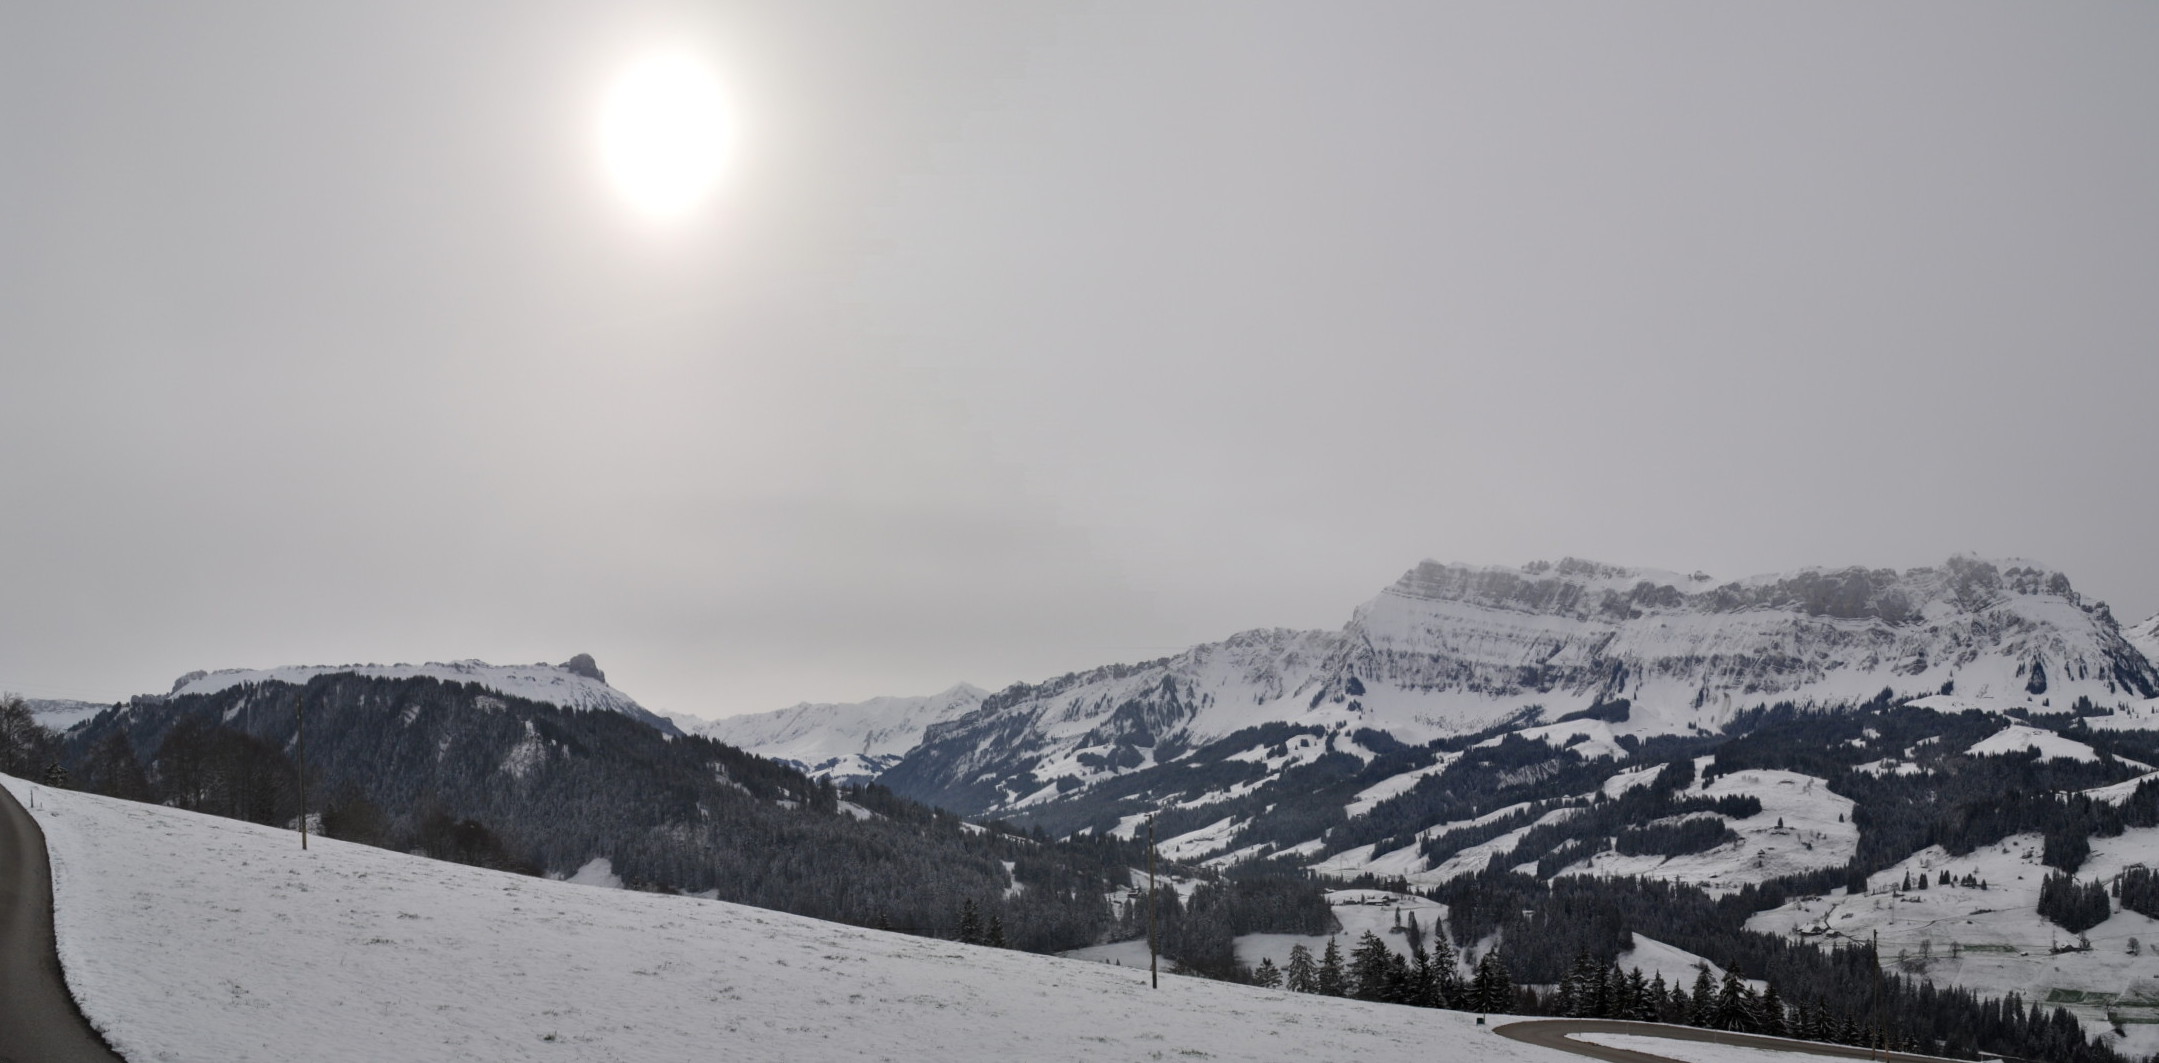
[882, 556, 2159, 815]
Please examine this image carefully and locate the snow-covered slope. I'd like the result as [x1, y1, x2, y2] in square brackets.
[887, 556, 2159, 816]
[686, 683, 987, 781]
[2130, 612, 2159, 672]
[1967, 723, 2102, 763]
[1, 774, 1597, 1063]
[167, 655, 680, 736]
[1555, 769, 1856, 889]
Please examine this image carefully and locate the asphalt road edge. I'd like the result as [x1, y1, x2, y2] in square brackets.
[0, 779, 130, 1063]
[1494, 1017, 1975, 1063]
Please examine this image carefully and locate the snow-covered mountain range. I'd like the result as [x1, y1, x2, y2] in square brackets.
[883, 556, 2159, 817]
[682, 683, 987, 783]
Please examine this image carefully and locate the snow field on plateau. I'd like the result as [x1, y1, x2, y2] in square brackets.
[5, 776, 1607, 1063]
[1746, 829, 2159, 1057]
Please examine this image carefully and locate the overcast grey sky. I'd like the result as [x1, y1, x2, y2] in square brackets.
[3, 2, 2154, 718]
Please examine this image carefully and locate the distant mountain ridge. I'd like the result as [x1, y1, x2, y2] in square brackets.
[880, 555, 2159, 818]
[684, 683, 987, 783]
[166, 656, 681, 736]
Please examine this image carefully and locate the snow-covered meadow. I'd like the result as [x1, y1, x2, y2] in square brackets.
[4, 775, 1612, 1063]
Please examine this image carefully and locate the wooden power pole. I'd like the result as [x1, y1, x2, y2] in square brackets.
[296, 693, 308, 851]
[1148, 814, 1158, 990]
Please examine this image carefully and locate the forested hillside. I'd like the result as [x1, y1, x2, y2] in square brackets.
[27, 677, 1331, 966]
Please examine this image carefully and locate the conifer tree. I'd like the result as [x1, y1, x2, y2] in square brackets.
[1713, 968, 1747, 1031]
[1471, 949, 1514, 1014]
[1625, 969, 1655, 1021]
[1759, 982, 1787, 1037]
[1382, 951, 1413, 1005]
[1254, 956, 1283, 989]
[986, 913, 1006, 949]
[1688, 967, 1715, 1027]
[1317, 936, 1348, 997]
[1285, 944, 1318, 993]
[1350, 931, 1394, 1001]
[1554, 953, 1583, 1017]
[957, 898, 982, 945]
[1427, 917, 1461, 1008]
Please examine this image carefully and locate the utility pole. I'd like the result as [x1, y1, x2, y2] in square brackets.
[1871, 929, 1882, 1061]
[1148, 814, 1158, 990]
[296, 692, 308, 851]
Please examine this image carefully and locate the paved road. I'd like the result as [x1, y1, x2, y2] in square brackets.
[1494, 1018, 1965, 1063]
[0, 782, 128, 1063]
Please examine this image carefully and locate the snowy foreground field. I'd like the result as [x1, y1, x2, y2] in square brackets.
[6, 776, 1644, 1063]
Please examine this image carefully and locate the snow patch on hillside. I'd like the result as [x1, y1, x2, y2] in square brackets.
[1346, 756, 1459, 818]
[562, 856, 624, 889]
[2084, 771, 2159, 806]
[1614, 934, 1754, 992]
[1968, 724, 2098, 763]
[1478, 719, 1629, 761]
[1557, 771, 1855, 890]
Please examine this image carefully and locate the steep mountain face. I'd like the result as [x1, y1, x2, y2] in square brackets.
[167, 657, 682, 736]
[685, 683, 987, 783]
[883, 556, 2159, 820]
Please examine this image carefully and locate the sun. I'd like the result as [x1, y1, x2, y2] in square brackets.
[598, 51, 733, 221]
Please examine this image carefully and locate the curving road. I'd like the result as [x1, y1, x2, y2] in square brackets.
[0, 781, 128, 1063]
[1495, 1018, 1969, 1063]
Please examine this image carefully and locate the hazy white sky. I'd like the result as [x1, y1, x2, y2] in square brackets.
[4, 2, 2155, 719]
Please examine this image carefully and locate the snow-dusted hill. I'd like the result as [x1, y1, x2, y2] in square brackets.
[0, 774, 1601, 1063]
[685, 683, 986, 782]
[885, 556, 2158, 817]
[167, 654, 681, 736]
